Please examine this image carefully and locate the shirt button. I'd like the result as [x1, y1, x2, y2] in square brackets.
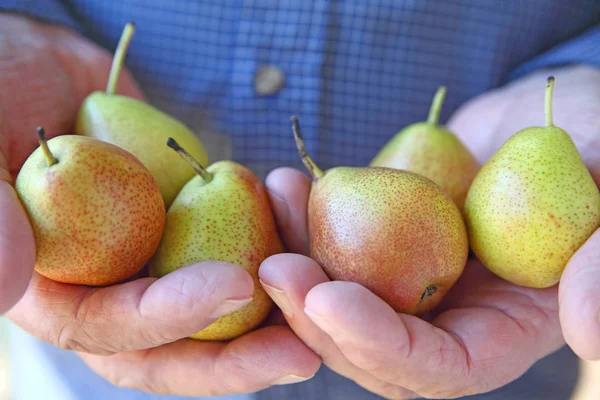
[254, 64, 285, 96]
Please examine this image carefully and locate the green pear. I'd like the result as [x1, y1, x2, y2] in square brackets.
[464, 76, 600, 288]
[15, 127, 165, 286]
[149, 139, 284, 341]
[292, 117, 468, 315]
[74, 22, 209, 207]
[370, 86, 480, 211]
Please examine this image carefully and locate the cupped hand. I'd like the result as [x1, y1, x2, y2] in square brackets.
[258, 65, 600, 399]
[261, 168, 563, 399]
[449, 65, 600, 362]
[1, 13, 320, 396]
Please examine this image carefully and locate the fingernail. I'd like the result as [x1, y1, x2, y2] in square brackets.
[271, 374, 314, 385]
[209, 297, 253, 319]
[304, 308, 341, 342]
[0, 154, 11, 183]
[268, 191, 290, 228]
[303, 307, 322, 321]
[304, 308, 331, 331]
[260, 279, 293, 318]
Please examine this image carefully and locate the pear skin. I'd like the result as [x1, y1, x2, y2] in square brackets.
[292, 117, 468, 315]
[149, 140, 284, 340]
[371, 86, 480, 211]
[15, 129, 165, 286]
[75, 93, 209, 207]
[74, 23, 209, 207]
[464, 77, 600, 288]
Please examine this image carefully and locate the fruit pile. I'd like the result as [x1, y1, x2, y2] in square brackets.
[15, 23, 600, 342]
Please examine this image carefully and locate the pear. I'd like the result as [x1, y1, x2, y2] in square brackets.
[15, 128, 165, 286]
[149, 139, 284, 341]
[74, 22, 209, 207]
[291, 117, 468, 315]
[464, 76, 600, 288]
[370, 86, 480, 211]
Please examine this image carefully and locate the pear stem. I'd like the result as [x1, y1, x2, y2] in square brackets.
[545, 76, 555, 127]
[37, 127, 57, 167]
[427, 86, 447, 125]
[106, 22, 136, 95]
[291, 116, 324, 181]
[166, 137, 213, 182]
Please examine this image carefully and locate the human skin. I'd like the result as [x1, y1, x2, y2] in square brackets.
[1, 11, 600, 399]
[259, 64, 600, 398]
[0, 14, 320, 396]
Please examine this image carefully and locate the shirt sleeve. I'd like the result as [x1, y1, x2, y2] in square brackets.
[507, 23, 600, 81]
[0, 0, 82, 33]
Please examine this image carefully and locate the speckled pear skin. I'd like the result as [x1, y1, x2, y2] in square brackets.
[149, 161, 284, 341]
[75, 93, 209, 208]
[464, 126, 600, 288]
[308, 167, 469, 315]
[15, 135, 166, 286]
[370, 123, 480, 211]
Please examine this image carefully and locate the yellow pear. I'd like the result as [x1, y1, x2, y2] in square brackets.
[370, 86, 480, 211]
[149, 139, 284, 340]
[464, 76, 600, 288]
[74, 22, 209, 207]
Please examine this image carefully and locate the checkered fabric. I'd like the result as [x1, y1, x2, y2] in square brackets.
[1, 1, 599, 399]
[3, 0, 600, 179]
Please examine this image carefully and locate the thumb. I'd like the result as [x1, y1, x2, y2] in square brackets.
[8, 262, 255, 354]
[265, 167, 311, 256]
[0, 154, 35, 314]
[559, 228, 600, 360]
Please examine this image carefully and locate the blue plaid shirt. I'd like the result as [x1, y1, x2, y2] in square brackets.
[2, 1, 600, 399]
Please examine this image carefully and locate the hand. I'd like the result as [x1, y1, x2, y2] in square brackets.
[449, 65, 600, 362]
[260, 169, 562, 399]
[0, 13, 143, 313]
[2, 13, 320, 396]
[258, 64, 600, 399]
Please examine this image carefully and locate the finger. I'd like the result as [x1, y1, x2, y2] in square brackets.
[304, 278, 559, 399]
[0, 178, 35, 314]
[7, 262, 254, 354]
[265, 168, 311, 255]
[80, 326, 321, 397]
[559, 228, 600, 360]
[259, 254, 416, 399]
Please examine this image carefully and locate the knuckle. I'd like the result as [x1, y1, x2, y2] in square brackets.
[112, 370, 160, 394]
[345, 341, 410, 381]
[136, 325, 168, 348]
[55, 322, 89, 352]
[213, 350, 260, 395]
[51, 291, 114, 354]
[107, 353, 161, 393]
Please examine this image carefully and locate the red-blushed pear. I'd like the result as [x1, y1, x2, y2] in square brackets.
[291, 116, 468, 315]
[149, 138, 284, 341]
[15, 127, 165, 286]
